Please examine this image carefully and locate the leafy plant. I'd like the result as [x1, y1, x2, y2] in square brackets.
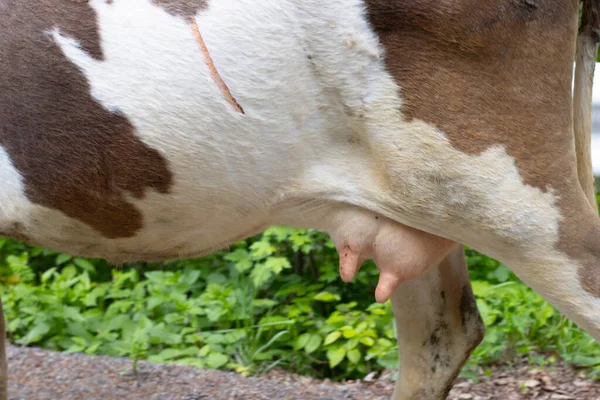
[0, 226, 599, 381]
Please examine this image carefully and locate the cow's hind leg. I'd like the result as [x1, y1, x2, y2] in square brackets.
[391, 247, 484, 400]
[0, 296, 8, 400]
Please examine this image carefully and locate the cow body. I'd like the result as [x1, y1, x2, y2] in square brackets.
[0, 0, 596, 399]
[3, 0, 444, 260]
[1, 0, 465, 302]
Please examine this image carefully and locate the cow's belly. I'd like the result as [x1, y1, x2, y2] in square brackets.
[0, 139, 267, 261]
[0, 0, 334, 260]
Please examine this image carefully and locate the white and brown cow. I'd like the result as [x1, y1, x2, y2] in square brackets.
[0, 0, 599, 399]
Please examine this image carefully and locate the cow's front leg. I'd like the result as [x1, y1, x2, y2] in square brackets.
[391, 247, 484, 400]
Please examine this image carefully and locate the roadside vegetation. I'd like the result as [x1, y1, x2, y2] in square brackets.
[1, 214, 600, 381]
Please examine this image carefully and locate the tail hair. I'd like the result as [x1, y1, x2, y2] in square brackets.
[573, 0, 600, 212]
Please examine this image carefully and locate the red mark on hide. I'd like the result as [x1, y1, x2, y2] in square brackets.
[190, 18, 245, 114]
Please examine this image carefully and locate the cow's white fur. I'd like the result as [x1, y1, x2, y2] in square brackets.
[1, 0, 600, 361]
[0, 147, 25, 227]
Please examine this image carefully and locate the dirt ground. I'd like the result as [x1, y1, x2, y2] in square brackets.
[7, 344, 600, 400]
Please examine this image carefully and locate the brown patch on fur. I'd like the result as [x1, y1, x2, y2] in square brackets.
[0, 1, 173, 238]
[152, 0, 207, 19]
[365, 0, 578, 190]
[365, 1, 600, 297]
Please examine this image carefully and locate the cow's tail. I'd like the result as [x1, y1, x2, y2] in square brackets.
[574, 0, 600, 212]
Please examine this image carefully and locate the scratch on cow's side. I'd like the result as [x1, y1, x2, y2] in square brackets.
[190, 18, 245, 114]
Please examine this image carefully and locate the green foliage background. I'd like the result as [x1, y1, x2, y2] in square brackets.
[1, 220, 600, 381]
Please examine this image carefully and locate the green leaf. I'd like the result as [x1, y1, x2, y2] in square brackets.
[324, 331, 342, 346]
[345, 338, 360, 350]
[295, 333, 311, 350]
[55, 254, 72, 265]
[224, 249, 253, 273]
[347, 349, 361, 364]
[326, 314, 346, 325]
[84, 342, 101, 355]
[41, 268, 57, 283]
[74, 258, 95, 272]
[252, 299, 278, 309]
[64, 307, 84, 322]
[492, 266, 510, 282]
[566, 354, 600, 367]
[327, 347, 346, 368]
[471, 281, 493, 297]
[147, 297, 164, 310]
[538, 305, 555, 324]
[376, 352, 399, 370]
[18, 322, 50, 345]
[305, 334, 322, 354]
[148, 325, 181, 345]
[263, 257, 291, 274]
[263, 226, 296, 242]
[206, 352, 229, 369]
[249, 241, 276, 260]
[314, 291, 341, 302]
[476, 299, 496, 326]
[153, 348, 185, 361]
[360, 337, 375, 347]
[250, 263, 273, 288]
[203, 333, 227, 344]
[199, 345, 211, 357]
[340, 326, 357, 339]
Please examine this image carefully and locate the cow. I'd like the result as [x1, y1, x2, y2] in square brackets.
[0, 0, 598, 399]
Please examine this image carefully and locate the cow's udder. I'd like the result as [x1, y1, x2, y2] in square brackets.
[325, 209, 458, 303]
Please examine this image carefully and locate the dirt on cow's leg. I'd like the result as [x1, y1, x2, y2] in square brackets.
[0, 296, 8, 400]
[390, 247, 484, 400]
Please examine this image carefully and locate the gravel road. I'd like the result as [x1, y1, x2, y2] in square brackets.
[6, 344, 600, 399]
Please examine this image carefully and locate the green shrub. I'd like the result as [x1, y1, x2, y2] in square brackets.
[0, 227, 599, 381]
[464, 248, 600, 379]
[0, 229, 396, 380]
